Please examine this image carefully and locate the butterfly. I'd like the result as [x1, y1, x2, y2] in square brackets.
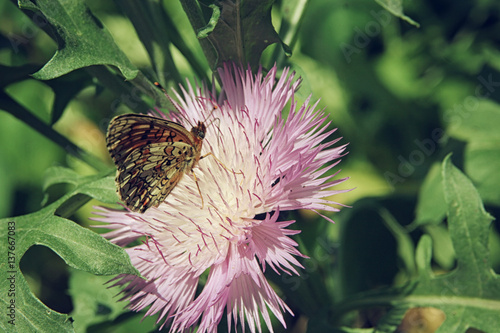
[106, 113, 207, 213]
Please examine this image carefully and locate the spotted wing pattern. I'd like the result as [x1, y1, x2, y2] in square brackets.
[106, 114, 205, 213]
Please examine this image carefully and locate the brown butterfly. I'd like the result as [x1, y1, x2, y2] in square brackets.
[106, 114, 207, 213]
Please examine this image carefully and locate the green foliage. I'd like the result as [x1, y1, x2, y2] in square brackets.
[69, 269, 129, 332]
[413, 163, 446, 226]
[0, 167, 138, 333]
[197, 0, 283, 69]
[18, 0, 138, 80]
[374, 0, 419, 27]
[0, 0, 499, 332]
[404, 155, 500, 332]
[448, 99, 500, 205]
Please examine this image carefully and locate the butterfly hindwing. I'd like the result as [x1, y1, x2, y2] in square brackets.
[116, 141, 198, 212]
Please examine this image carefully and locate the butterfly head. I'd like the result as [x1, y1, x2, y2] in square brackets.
[191, 121, 206, 140]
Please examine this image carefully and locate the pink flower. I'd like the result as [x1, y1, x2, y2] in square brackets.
[93, 64, 349, 332]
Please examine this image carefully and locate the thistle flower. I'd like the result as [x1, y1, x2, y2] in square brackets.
[93, 64, 349, 332]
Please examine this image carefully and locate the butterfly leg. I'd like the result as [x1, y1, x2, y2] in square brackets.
[191, 170, 204, 209]
[200, 152, 242, 175]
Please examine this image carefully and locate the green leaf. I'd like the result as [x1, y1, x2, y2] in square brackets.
[43, 166, 83, 190]
[266, 0, 304, 68]
[69, 269, 128, 332]
[414, 234, 433, 280]
[43, 166, 117, 206]
[18, 0, 138, 80]
[115, 0, 185, 85]
[375, 0, 420, 27]
[0, 208, 137, 332]
[0, 168, 137, 332]
[446, 99, 500, 143]
[403, 155, 500, 332]
[442, 98, 500, 206]
[21, 213, 134, 275]
[199, 0, 283, 69]
[412, 163, 446, 227]
[465, 140, 500, 205]
[379, 208, 415, 276]
[441, 155, 493, 281]
[0, 267, 73, 333]
[51, 174, 117, 218]
[197, 4, 221, 38]
[422, 224, 455, 271]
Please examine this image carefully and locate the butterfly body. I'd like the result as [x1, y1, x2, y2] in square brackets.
[106, 114, 206, 213]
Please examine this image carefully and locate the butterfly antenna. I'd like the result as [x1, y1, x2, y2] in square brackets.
[154, 81, 194, 127]
[154, 81, 168, 94]
[206, 117, 222, 132]
[195, 95, 220, 122]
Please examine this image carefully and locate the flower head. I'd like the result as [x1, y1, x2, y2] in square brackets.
[94, 64, 349, 332]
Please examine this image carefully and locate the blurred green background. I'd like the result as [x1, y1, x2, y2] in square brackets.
[1, 0, 500, 332]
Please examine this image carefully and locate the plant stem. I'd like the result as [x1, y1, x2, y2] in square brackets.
[271, 0, 309, 69]
[179, 0, 218, 70]
[0, 92, 108, 172]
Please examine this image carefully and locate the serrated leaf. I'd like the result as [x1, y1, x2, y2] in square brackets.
[375, 0, 420, 27]
[53, 175, 117, 218]
[18, 0, 138, 80]
[44, 166, 117, 206]
[73, 175, 117, 205]
[0, 208, 137, 332]
[20, 213, 135, 275]
[43, 166, 82, 190]
[403, 155, 500, 332]
[0, 168, 137, 332]
[0, 269, 73, 333]
[413, 163, 446, 227]
[442, 155, 493, 279]
[201, 0, 283, 69]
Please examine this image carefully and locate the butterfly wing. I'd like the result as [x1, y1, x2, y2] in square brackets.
[116, 142, 198, 212]
[106, 114, 201, 213]
[106, 114, 196, 165]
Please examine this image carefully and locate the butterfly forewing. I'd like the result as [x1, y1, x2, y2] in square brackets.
[106, 114, 205, 213]
[107, 114, 196, 161]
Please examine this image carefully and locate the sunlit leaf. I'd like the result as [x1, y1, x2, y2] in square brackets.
[0, 169, 137, 332]
[405, 155, 499, 332]
[375, 0, 420, 27]
[18, 0, 138, 80]
[413, 163, 446, 227]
